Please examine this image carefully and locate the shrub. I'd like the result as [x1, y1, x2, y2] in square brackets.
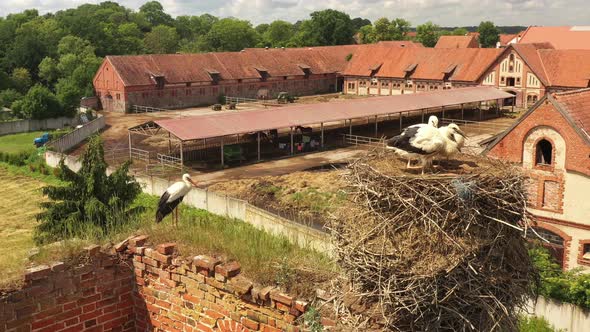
[529, 245, 590, 309]
[518, 316, 563, 332]
[35, 135, 143, 244]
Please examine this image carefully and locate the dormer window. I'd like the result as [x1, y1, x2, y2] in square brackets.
[535, 139, 553, 165]
[369, 63, 382, 77]
[404, 63, 417, 79]
[255, 67, 269, 81]
[154, 76, 165, 89]
[298, 64, 311, 78]
[443, 64, 457, 82]
[206, 69, 221, 85]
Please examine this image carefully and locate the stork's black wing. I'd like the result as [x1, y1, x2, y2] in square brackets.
[386, 126, 430, 155]
[155, 191, 184, 223]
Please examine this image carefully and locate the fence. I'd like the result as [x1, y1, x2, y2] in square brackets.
[130, 105, 170, 113]
[0, 116, 79, 136]
[44, 150, 332, 254]
[525, 296, 590, 332]
[342, 134, 386, 148]
[47, 115, 105, 153]
[440, 118, 504, 133]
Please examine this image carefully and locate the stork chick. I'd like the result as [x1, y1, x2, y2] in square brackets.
[438, 123, 466, 158]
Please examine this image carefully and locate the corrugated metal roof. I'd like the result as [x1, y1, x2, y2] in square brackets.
[151, 87, 513, 141]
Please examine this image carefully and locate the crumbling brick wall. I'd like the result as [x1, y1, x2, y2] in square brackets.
[0, 245, 135, 332]
[1, 236, 313, 332]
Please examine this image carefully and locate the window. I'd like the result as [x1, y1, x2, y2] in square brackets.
[516, 77, 521, 85]
[116, 93, 120, 100]
[381, 81, 389, 87]
[500, 76, 506, 84]
[509, 54, 515, 72]
[359, 80, 367, 87]
[535, 139, 553, 165]
[527, 95, 538, 104]
[506, 77, 515, 87]
[347, 82, 355, 90]
[582, 243, 590, 261]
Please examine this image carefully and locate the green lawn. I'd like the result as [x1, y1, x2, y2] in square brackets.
[0, 131, 40, 154]
[0, 130, 69, 154]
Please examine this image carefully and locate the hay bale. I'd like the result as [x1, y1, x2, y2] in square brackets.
[328, 153, 536, 331]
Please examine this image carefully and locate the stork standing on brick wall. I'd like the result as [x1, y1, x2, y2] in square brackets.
[156, 173, 198, 226]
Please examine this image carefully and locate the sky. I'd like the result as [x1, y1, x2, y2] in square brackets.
[1, 0, 589, 27]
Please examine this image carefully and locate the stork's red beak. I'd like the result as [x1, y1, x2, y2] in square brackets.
[188, 178, 198, 187]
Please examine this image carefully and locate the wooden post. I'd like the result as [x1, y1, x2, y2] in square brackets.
[374, 115, 378, 135]
[220, 137, 224, 167]
[349, 119, 352, 135]
[441, 105, 445, 120]
[128, 132, 132, 160]
[290, 127, 294, 155]
[399, 112, 403, 131]
[421, 109, 425, 122]
[320, 122, 324, 148]
[479, 101, 482, 121]
[257, 131, 261, 161]
[512, 97, 515, 113]
[461, 103, 464, 120]
[180, 141, 184, 173]
[168, 132, 172, 154]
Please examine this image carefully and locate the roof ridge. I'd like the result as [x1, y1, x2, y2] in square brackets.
[553, 87, 590, 97]
[536, 48, 551, 86]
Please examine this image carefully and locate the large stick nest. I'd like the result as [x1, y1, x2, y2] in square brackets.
[327, 152, 536, 331]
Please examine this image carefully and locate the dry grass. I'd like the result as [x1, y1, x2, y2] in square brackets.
[0, 169, 44, 290]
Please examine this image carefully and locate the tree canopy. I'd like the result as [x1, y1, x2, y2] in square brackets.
[416, 22, 441, 47]
[478, 21, 500, 48]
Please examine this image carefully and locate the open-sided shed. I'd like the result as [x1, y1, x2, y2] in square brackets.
[129, 87, 513, 169]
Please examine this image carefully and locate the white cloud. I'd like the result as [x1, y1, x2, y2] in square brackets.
[0, 0, 588, 26]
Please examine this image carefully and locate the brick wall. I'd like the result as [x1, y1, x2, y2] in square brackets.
[0, 245, 135, 332]
[0, 237, 313, 332]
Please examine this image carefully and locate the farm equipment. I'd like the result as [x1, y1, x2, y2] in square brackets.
[33, 133, 50, 147]
[277, 92, 297, 104]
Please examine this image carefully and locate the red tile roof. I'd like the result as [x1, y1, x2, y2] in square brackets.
[499, 34, 518, 46]
[509, 44, 590, 88]
[343, 44, 502, 82]
[107, 45, 359, 87]
[552, 88, 590, 141]
[519, 26, 590, 49]
[435, 35, 479, 49]
[145, 87, 513, 141]
[376, 40, 423, 47]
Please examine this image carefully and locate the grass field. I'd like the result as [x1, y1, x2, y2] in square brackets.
[0, 168, 44, 290]
[0, 130, 70, 154]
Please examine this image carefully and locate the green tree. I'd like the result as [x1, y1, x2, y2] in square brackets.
[358, 25, 375, 44]
[373, 18, 391, 41]
[11, 84, 61, 119]
[351, 17, 371, 31]
[255, 23, 270, 35]
[35, 136, 143, 244]
[204, 18, 258, 51]
[478, 21, 500, 48]
[10, 67, 32, 93]
[55, 77, 83, 115]
[0, 89, 22, 108]
[38, 57, 59, 84]
[263, 20, 294, 47]
[303, 9, 354, 45]
[416, 21, 440, 47]
[139, 1, 173, 27]
[391, 18, 411, 40]
[144, 25, 179, 54]
[452, 27, 469, 36]
[0, 71, 11, 90]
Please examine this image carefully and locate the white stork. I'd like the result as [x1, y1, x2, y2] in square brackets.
[386, 124, 446, 174]
[438, 123, 466, 158]
[428, 115, 439, 128]
[156, 174, 198, 226]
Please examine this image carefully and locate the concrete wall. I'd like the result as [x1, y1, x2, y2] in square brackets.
[49, 115, 106, 153]
[45, 151, 332, 255]
[0, 117, 79, 136]
[526, 296, 590, 332]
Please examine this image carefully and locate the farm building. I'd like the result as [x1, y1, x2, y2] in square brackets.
[434, 35, 479, 48]
[93, 45, 360, 112]
[342, 43, 590, 108]
[485, 88, 590, 270]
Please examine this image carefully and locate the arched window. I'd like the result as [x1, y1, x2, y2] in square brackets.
[535, 139, 553, 165]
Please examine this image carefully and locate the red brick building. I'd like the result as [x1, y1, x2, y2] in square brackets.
[93, 45, 359, 112]
[342, 44, 502, 96]
[343, 43, 590, 108]
[485, 89, 590, 270]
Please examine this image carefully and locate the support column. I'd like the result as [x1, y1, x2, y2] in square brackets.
[290, 127, 294, 155]
[180, 141, 184, 173]
[349, 119, 352, 135]
[168, 132, 172, 154]
[421, 109, 425, 122]
[220, 137, 224, 167]
[128, 132, 132, 160]
[257, 131, 261, 161]
[441, 105, 445, 120]
[512, 97, 515, 113]
[461, 103, 464, 120]
[374, 115, 378, 135]
[399, 112, 403, 131]
[320, 122, 324, 148]
[479, 101, 482, 121]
